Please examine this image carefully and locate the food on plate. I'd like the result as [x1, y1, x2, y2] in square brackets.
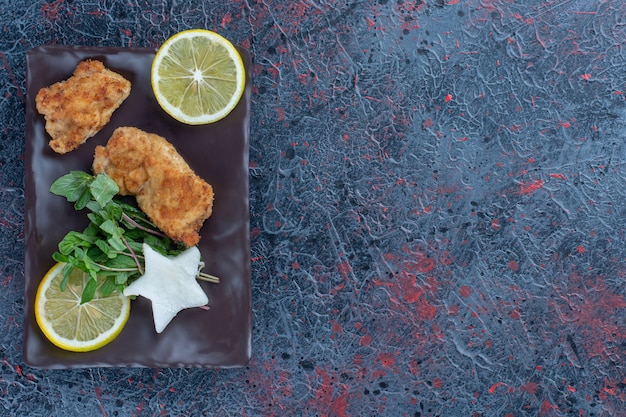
[151, 29, 246, 125]
[50, 170, 183, 304]
[36, 29, 246, 348]
[123, 243, 209, 333]
[92, 126, 214, 247]
[35, 262, 130, 352]
[35, 59, 131, 154]
[48, 170, 219, 340]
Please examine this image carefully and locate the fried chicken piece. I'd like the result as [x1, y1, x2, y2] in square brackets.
[93, 127, 214, 247]
[36, 60, 131, 154]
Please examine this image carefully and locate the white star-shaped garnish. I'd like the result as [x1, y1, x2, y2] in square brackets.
[123, 243, 208, 333]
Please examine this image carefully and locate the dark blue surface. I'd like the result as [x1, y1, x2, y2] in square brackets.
[1, 0, 625, 416]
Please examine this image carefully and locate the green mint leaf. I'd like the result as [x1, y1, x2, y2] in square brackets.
[85, 200, 103, 214]
[122, 237, 142, 252]
[143, 234, 172, 254]
[60, 263, 74, 291]
[104, 204, 123, 222]
[100, 219, 123, 238]
[87, 212, 104, 227]
[108, 236, 127, 252]
[116, 199, 143, 215]
[117, 200, 157, 228]
[52, 252, 69, 263]
[71, 247, 99, 275]
[58, 231, 93, 255]
[105, 254, 138, 269]
[115, 272, 131, 285]
[74, 189, 92, 210]
[95, 239, 114, 258]
[90, 173, 119, 207]
[99, 277, 116, 297]
[88, 268, 98, 281]
[50, 171, 92, 202]
[83, 222, 100, 236]
[80, 278, 98, 304]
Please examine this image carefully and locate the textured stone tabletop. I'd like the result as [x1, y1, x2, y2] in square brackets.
[1, 0, 625, 416]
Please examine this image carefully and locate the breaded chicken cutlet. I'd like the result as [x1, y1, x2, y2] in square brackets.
[93, 127, 214, 247]
[36, 60, 131, 154]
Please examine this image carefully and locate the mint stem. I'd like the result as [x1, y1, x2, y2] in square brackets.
[93, 263, 138, 273]
[197, 272, 220, 284]
[122, 235, 144, 274]
[121, 213, 168, 238]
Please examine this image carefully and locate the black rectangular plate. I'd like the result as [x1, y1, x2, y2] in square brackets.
[23, 45, 252, 368]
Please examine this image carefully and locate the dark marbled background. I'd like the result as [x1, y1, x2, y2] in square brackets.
[1, 0, 625, 416]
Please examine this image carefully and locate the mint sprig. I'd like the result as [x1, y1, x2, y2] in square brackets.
[50, 171, 189, 304]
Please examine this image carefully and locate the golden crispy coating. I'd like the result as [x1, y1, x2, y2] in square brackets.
[35, 60, 131, 154]
[93, 127, 214, 247]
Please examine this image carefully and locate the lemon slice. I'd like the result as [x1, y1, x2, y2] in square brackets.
[151, 29, 246, 125]
[34, 263, 130, 352]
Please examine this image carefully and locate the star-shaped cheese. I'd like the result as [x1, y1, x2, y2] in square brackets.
[123, 243, 208, 333]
